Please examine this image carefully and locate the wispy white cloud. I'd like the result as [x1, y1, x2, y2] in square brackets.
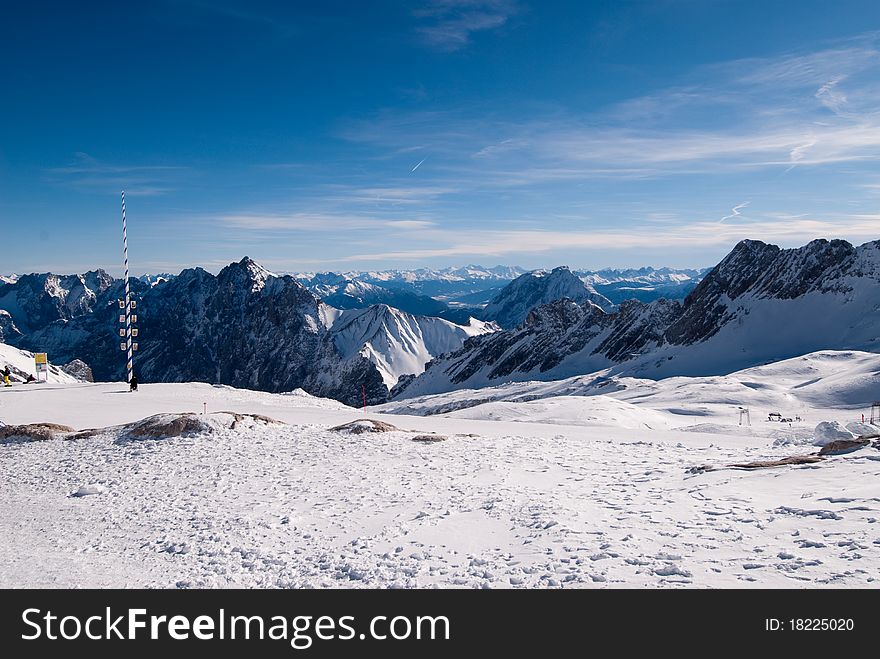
[339, 215, 880, 262]
[342, 185, 455, 204]
[414, 0, 519, 51]
[218, 212, 435, 231]
[731, 43, 879, 88]
[816, 76, 849, 115]
[471, 137, 526, 159]
[46, 152, 185, 196]
[341, 34, 880, 181]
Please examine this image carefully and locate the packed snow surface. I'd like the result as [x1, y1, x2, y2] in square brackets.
[1, 350, 878, 588]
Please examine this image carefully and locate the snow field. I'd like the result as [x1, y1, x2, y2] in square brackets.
[1, 357, 879, 588]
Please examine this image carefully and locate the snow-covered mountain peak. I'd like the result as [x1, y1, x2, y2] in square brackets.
[482, 266, 614, 329]
[138, 273, 176, 287]
[329, 304, 496, 388]
[0, 268, 115, 333]
[218, 256, 278, 292]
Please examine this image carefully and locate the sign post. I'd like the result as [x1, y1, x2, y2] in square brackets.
[34, 352, 48, 382]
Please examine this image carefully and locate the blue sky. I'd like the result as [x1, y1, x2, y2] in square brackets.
[2, 1, 880, 276]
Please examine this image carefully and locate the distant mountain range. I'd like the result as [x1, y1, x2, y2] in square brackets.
[291, 264, 706, 306]
[396, 239, 880, 398]
[293, 273, 450, 318]
[7, 242, 869, 406]
[580, 266, 710, 304]
[0, 259, 495, 405]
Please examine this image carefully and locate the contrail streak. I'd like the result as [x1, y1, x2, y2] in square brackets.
[719, 201, 750, 223]
[411, 158, 426, 173]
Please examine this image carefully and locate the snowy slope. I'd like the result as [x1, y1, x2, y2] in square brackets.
[379, 350, 880, 442]
[0, 342, 79, 384]
[1, 370, 878, 588]
[329, 305, 496, 388]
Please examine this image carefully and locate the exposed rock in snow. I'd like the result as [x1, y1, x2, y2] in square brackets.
[330, 418, 400, 434]
[818, 439, 870, 456]
[60, 359, 94, 382]
[0, 423, 75, 442]
[123, 411, 283, 440]
[411, 434, 446, 442]
[729, 454, 824, 469]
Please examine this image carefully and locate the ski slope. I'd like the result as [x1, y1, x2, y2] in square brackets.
[380, 350, 880, 433]
[1, 351, 878, 588]
[0, 342, 79, 384]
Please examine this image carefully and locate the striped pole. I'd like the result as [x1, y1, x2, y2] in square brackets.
[122, 191, 134, 387]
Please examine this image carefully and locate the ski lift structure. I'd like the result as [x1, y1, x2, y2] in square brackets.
[737, 406, 751, 426]
[871, 401, 880, 425]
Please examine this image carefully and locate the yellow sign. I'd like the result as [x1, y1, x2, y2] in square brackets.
[34, 353, 48, 365]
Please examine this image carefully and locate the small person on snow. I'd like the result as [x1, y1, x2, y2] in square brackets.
[129, 374, 138, 392]
[3, 366, 10, 387]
